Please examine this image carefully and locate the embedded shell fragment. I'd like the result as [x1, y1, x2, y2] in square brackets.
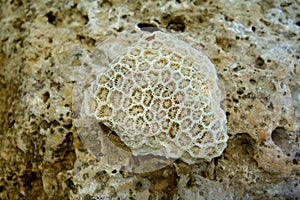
[85, 31, 228, 164]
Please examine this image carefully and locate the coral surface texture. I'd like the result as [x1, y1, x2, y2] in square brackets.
[0, 0, 299, 199]
[84, 31, 228, 164]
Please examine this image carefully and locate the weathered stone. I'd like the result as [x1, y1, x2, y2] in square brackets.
[0, 0, 299, 199]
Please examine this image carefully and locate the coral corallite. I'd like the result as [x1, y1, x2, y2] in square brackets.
[83, 31, 228, 164]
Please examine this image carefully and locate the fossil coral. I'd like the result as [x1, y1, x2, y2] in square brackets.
[84, 31, 228, 164]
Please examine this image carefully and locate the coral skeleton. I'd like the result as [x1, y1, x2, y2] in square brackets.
[84, 31, 228, 164]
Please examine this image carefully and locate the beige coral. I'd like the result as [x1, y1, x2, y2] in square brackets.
[84, 31, 228, 164]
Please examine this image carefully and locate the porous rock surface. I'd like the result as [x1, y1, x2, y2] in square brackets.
[0, 0, 299, 199]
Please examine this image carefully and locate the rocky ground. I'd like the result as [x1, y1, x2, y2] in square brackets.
[0, 0, 299, 199]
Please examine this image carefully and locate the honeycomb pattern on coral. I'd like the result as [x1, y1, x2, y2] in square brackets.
[85, 31, 228, 164]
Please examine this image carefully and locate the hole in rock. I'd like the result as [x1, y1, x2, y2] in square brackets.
[137, 23, 160, 32]
[255, 56, 266, 69]
[46, 12, 56, 25]
[43, 91, 50, 102]
[272, 127, 298, 156]
[167, 16, 186, 32]
[0, 185, 4, 192]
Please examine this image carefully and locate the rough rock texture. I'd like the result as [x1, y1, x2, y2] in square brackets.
[0, 0, 299, 199]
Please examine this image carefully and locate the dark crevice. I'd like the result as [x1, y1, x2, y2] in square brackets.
[46, 12, 56, 25]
